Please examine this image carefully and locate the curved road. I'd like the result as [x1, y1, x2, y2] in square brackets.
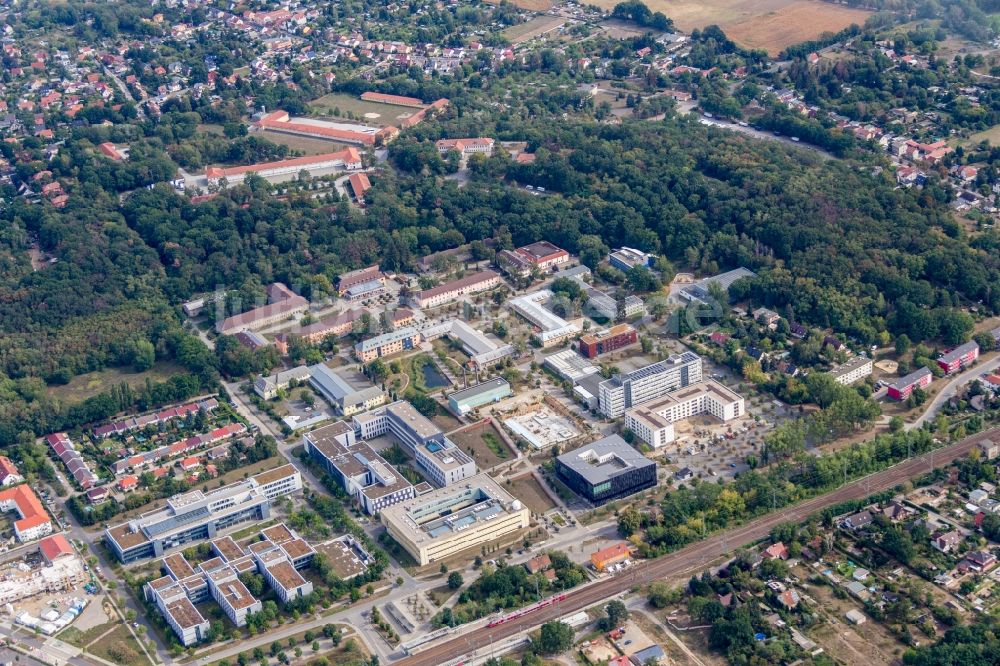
[395, 426, 995, 666]
[907, 352, 1000, 430]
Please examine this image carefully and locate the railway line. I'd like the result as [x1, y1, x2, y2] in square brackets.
[394, 427, 993, 666]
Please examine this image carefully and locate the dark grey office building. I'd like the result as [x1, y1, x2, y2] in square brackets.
[555, 434, 656, 505]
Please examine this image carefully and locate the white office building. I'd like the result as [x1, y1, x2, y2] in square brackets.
[625, 380, 744, 448]
[598, 352, 702, 418]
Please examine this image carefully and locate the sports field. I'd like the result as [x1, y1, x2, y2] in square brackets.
[592, 0, 869, 54]
[310, 93, 423, 125]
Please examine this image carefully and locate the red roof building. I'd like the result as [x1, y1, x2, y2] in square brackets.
[0, 456, 23, 486]
[590, 542, 632, 572]
[38, 534, 74, 564]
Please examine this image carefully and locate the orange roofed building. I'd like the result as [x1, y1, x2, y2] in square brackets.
[590, 542, 632, 572]
[206, 148, 362, 185]
[0, 485, 52, 541]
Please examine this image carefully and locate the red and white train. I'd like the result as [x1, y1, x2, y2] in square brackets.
[487, 594, 567, 628]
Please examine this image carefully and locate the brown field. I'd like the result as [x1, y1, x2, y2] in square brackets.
[502, 16, 566, 43]
[508, 473, 557, 514]
[592, 0, 870, 54]
[258, 130, 351, 156]
[449, 423, 514, 469]
[486, 0, 552, 10]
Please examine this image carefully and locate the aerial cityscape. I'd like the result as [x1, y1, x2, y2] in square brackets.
[2, 0, 1000, 664]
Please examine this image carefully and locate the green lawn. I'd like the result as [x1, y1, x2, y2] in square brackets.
[45, 361, 188, 402]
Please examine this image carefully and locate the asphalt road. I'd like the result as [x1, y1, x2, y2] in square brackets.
[907, 352, 1000, 430]
[393, 426, 993, 666]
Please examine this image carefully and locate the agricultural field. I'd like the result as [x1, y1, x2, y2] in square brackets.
[967, 124, 1000, 146]
[508, 473, 557, 514]
[310, 93, 424, 125]
[592, 0, 870, 54]
[44, 361, 187, 402]
[257, 130, 351, 156]
[501, 15, 566, 44]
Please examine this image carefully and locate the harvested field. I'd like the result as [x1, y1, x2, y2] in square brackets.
[257, 130, 351, 156]
[502, 16, 566, 44]
[508, 474, 557, 514]
[592, 0, 869, 54]
[485, 0, 552, 10]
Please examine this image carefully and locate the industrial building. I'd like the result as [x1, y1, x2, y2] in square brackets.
[829, 356, 874, 386]
[104, 465, 302, 563]
[380, 473, 530, 565]
[597, 352, 703, 418]
[447, 378, 512, 415]
[578, 324, 638, 358]
[508, 290, 580, 347]
[303, 421, 416, 515]
[556, 435, 656, 505]
[624, 380, 745, 448]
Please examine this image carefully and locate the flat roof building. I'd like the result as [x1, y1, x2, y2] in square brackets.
[309, 364, 387, 416]
[380, 473, 530, 565]
[829, 356, 873, 386]
[442, 320, 515, 369]
[447, 378, 512, 415]
[304, 420, 416, 515]
[105, 466, 302, 563]
[354, 326, 421, 362]
[384, 401, 476, 487]
[624, 380, 744, 449]
[509, 290, 580, 347]
[544, 349, 600, 384]
[556, 435, 656, 505]
[598, 352, 702, 418]
[579, 324, 638, 359]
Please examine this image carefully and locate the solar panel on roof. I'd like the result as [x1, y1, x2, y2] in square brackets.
[143, 506, 211, 537]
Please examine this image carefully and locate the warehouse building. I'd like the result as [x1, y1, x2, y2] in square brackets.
[380, 473, 530, 565]
[598, 352, 702, 418]
[624, 380, 744, 448]
[556, 435, 656, 505]
[447, 378, 512, 415]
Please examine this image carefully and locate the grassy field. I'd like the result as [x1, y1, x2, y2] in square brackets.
[501, 16, 566, 44]
[449, 423, 513, 469]
[258, 130, 351, 156]
[310, 93, 423, 125]
[87, 624, 147, 666]
[508, 474, 557, 514]
[967, 125, 1000, 146]
[45, 361, 187, 402]
[592, 0, 869, 54]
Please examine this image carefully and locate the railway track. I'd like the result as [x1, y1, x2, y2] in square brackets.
[394, 427, 992, 666]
